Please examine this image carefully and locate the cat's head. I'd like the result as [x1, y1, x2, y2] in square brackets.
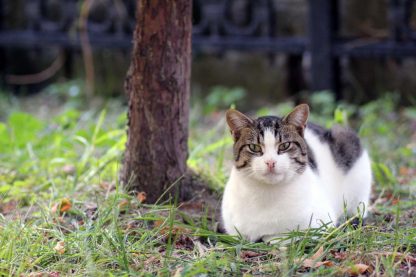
[226, 104, 310, 185]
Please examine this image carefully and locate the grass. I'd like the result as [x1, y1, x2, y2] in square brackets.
[0, 87, 415, 276]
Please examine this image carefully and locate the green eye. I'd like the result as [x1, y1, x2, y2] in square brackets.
[248, 144, 262, 153]
[279, 142, 291, 152]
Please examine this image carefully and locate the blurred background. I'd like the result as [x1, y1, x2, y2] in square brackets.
[0, 0, 415, 184]
[1, 2, 415, 275]
[0, 0, 416, 114]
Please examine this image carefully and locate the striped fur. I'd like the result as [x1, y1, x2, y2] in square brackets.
[226, 105, 313, 178]
[222, 104, 372, 242]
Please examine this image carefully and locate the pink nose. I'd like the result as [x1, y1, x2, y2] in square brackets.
[265, 160, 276, 171]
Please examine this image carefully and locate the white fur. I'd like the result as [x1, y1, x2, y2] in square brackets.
[304, 129, 372, 218]
[250, 129, 296, 185]
[222, 128, 372, 242]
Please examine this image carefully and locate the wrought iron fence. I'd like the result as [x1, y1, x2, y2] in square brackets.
[0, 0, 415, 96]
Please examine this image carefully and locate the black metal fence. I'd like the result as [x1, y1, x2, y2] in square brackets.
[0, 0, 415, 97]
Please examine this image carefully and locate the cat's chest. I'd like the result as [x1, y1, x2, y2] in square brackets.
[227, 186, 316, 240]
[228, 179, 316, 223]
[235, 184, 301, 214]
[222, 169, 336, 241]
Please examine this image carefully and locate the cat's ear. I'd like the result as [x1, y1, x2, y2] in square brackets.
[226, 109, 254, 141]
[283, 104, 309, 132]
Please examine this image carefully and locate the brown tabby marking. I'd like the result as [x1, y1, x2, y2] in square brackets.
[227, 104, 364, 174]
[226, 105, 312, 174]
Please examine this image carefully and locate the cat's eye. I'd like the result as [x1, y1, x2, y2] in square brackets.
[248, 144, 262, 153]
[279, 142, 291, 152]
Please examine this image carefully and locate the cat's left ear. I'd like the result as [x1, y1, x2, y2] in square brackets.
[283, 104, 309, 134]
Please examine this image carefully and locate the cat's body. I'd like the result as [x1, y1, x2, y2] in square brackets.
[221, 105, 372, 242]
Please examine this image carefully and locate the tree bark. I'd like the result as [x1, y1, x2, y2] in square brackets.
[122, 0, 192, 203]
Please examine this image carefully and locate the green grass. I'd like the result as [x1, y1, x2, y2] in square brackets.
[0, 89, 415, 276]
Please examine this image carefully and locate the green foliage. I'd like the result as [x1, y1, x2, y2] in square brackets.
[372, 162, 397, 188]
[202, 86, 246, 114]
[309, 90, 336, 117]
[8, 112, 45, 148]
[0, 90, 415, 276]
[0, 107, 125, 204]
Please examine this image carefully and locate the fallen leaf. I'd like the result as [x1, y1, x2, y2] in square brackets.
[333, 251, 348, 261]
[399, 167, 409, 176]
[28, 273, 43, 277]
[315, 261, 334, 267]
[59, 198, 72, 212]
[118, 199, 130, 210]
[144, 256, 158, 266]
[302, 259, 333, 269]
[346, 263, 369, 276]
[311, 246, 324, 260]
[178, 201, 203, 211]
[54, 241, 65, 254]
[301, 258, 313, 268]
[51, 198, 72, 214]
[300, 246, 334, 268]
[0, 200, 18, 214]
[136, 191, 147, 203]
[153, 220, 164, 229]
[99, 181, 115, 191]
[154, 219, 191, 237]
[384, 191, 394, 200]
[373, 251, 416, 265]
[402, 254, 416, 264]
[240, 250, 262, 260]
[28, 272, 60, 277]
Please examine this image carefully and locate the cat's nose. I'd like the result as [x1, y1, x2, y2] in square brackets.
[265, 160, 276, 171]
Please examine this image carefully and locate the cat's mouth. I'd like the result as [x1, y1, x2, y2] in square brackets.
[259, 171, 286, 185]
[264, 170, 276, 175]
[263, 170, 280, 177]
[266, 169, 288, 178]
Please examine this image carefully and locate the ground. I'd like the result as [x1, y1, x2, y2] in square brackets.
[0, 85, 415, 276]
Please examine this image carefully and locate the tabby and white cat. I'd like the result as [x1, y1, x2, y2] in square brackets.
[221, 104, 372, 242]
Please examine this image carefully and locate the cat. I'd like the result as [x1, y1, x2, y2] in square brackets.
[221, 104, 372, 242]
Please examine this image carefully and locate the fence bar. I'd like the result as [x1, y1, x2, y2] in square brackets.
[2, 0, 416, 97]
[309, 0, 341, 98]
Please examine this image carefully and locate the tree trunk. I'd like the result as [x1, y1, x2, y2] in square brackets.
[122, 0, 192, 203]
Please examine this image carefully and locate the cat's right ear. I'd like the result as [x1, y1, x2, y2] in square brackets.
[226, 109, 254, 141]
[283, 104, 309, 135]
